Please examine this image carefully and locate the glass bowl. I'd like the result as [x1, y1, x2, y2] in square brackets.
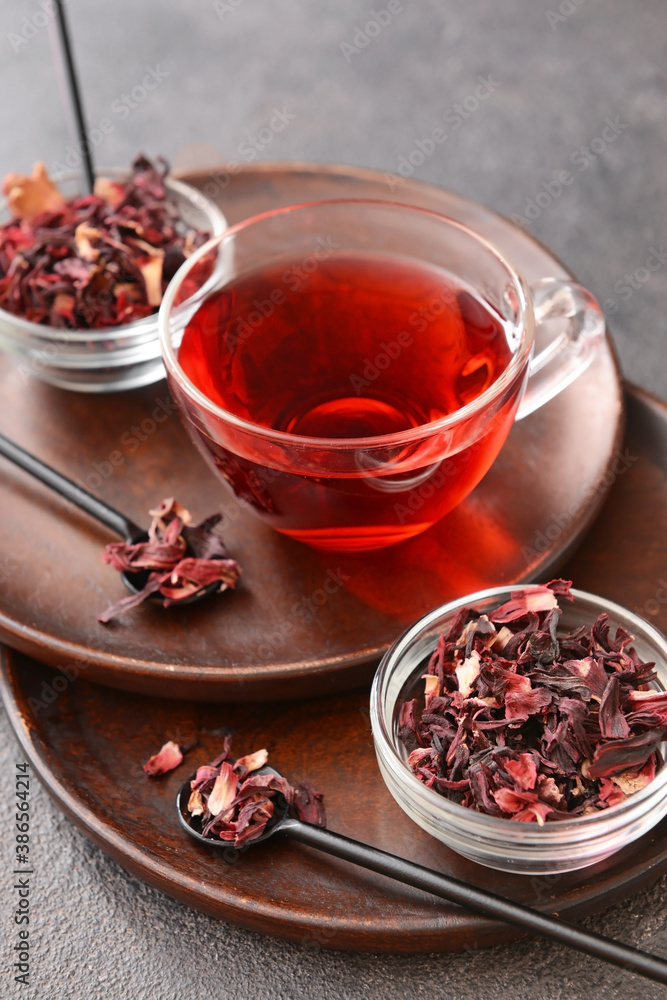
[0, 169, 226, 393]
[370, 585, 667, 874]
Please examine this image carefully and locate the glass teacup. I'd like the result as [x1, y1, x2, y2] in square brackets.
[159, 200, 604, 552]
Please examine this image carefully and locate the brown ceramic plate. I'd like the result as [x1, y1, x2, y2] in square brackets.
[0, 163, 623, 701]
[0, 386, 665, 951]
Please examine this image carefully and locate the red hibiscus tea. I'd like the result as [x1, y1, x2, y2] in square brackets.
[175, 251, 521, 551]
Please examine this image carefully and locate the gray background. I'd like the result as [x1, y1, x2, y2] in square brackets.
[1, 0, 667, 997]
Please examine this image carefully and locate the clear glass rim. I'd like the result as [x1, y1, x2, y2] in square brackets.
[0, 169, 227, 343]
[370, 584, 667, 836]
[159, 198, 534, 452]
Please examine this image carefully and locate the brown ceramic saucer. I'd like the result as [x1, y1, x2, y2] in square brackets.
[0, 163, 623, 701]
[0, 385, 665, 951]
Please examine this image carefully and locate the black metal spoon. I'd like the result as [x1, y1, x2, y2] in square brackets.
[177, 765, 667, 987]
[0, 432, 218, 605]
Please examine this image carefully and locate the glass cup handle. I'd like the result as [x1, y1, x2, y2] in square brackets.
[515, 278, 606, 420]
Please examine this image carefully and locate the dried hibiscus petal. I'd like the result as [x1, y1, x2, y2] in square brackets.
[398, 581, 667, 822]
[586, 729, 665, 780]
[207, 762, 238, 816]
[293, 782, 326, 825]
[143, 740, 184, 776]
[3, 162, 66, 222]
[233, 748, 269, 779]
[0, 155, 209, 329]
[98, 497, 241, 622]
[185, 744, 326, 848]
[599, 674, 631, 739]
[503, 753, 537, 790]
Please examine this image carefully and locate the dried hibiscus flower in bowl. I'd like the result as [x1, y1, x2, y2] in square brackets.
[371, 582, 667, 873]
[0, 155, 226, 392]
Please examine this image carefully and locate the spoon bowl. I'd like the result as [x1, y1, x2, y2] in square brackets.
[176, 764, 291, 850]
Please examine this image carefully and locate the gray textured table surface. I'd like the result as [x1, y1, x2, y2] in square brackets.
[1, 1, 666, 998]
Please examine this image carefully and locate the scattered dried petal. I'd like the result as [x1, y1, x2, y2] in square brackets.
[537, 775, 563, 805]
[513, 801, 553, 825]
[587, 729, 665, 780]
[490, 586, 560, 623]
[456, 650, 480, 698]
[137, 253, 164, 306]
[505, 685, 552, 721]
[74, 222, 101, 262]
[611, 756, 656, 795]
[143, 740, 183, 776]
[599, 675, 631, 739]
[423, 674, 440, 705]
[493, 787, 539, 814]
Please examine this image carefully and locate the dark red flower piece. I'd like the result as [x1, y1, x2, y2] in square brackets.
[0, 155, 209, 329]
[562, 656, 609, 700]
[143, 740, 184, 777]
[398, 699, 421, 754]
[505, 685, 552, 721]
[98, 497, 241, 622]
[399, 583, 667, 821]
[186, 745, 326, 847]
[292, 781, 326, 826]
[503, 753, 537, 790]
[599, 675, 631, 739]
[490, 585, 561, 624]
[587, 729, 665, 780]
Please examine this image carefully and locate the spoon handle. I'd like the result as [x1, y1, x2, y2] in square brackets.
[0, 432, 144, 542]
[280, 817, 667, 985]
